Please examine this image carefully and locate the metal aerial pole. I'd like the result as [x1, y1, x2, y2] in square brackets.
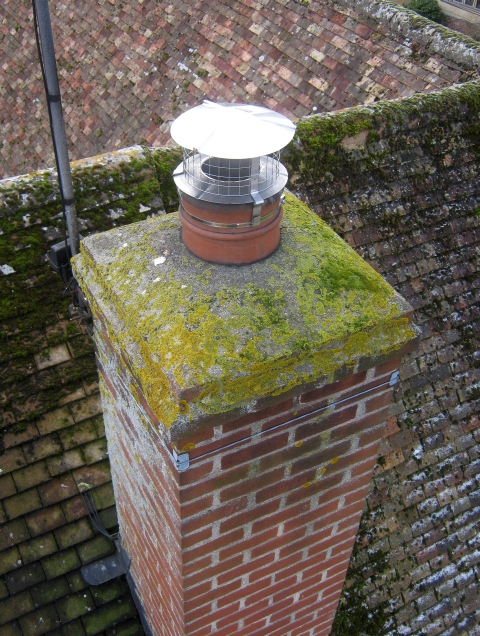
[32, 0, 80, 256]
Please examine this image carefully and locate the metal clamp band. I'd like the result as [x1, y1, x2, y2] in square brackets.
[180, 200, 282, 229]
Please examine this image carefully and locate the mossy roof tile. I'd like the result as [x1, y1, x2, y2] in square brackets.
[18, 534, 59, 565]
[29, 576, 70, 608]
[4, 562, 46, 596]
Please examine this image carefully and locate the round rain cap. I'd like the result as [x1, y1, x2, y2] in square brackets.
[170, 101, 296, 159]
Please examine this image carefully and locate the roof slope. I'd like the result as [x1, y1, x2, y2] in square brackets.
[0, 148, 179, 636]
[1, 0, 477, 178]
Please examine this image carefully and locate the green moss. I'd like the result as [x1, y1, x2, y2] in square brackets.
[404, 0, 443, 23]
[0, 145, 183, 418]
[375, 0, 480, 50]
[73, 192, 415, 429]
[81, 596, 137, 635]
[283, 80, 480, 191]
[284, 110, 376, 186]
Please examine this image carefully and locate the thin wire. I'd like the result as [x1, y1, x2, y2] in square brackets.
[187, 378, 393, 465]
[81, 490, 118, 541]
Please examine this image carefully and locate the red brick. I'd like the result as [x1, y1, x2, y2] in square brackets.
[290, 610, 338, 636]
[329, 406, 390, 442]
[327, 530, 359, 561]
[365, 388, 394, 413]
[269, 592, 319, 625]
[248, 615, 293, 636]
[245, 574, 297, 609]
[181, 465, 249, 504]
[285, 470, 344, 507]
[220, 498, 280, 534]
[179, 460, 214, 487]
[220, 467, 284, 502]
[289, 479, 369, 535]
[184, 529, 244, 565]
[218, 575, 274, 610]
[186, 600, 241, 632]
[294, 404, 358, 441]
[182, 497, 248, 536]
[351, 455, 377, 478]
[189, 625, 214, 636]
[300, 371, 367, 403]
[92, 283, 407, 636]
[215, 598, 271, 630]
[318, 578, 346, 603]
[219, 526, 278, 561]
[303, 554, 350, 587]
[358, 427, 384, 449]
[181, 494, 214, 520]
[186, 553, 249, 591]
[279, 529, 357, 559]
[271, 575, 325, 606]
[252, 500, 310, 534]
[255, 468, 318, 504]
[222, 397, 294, 434]
[290, 439, 351, 476]
[258, 434, 329, 473]
[247, 549, 305, 585]
[290, 498, 363, 532]
[183, 554, 214, 580]
[277, 530, 325, 561]
[175, 426, 215, 454]
[334, 379, 388, 409]
[217, 553, 275, 585]
[221, 431, 289, 470]
[325, 500, 365, 534]
[275, 554, 312, 583]
[250, 526, 306, 560]
[187, 426, 255, 461]
[374, 357, 401, 377]
[184, 578, 242, 614]
[330, 440, 382, 474]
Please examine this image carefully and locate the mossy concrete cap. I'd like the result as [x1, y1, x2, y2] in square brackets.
[71, 192, 417, 435]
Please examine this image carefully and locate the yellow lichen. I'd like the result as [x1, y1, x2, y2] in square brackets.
[72, 192, 416, 430]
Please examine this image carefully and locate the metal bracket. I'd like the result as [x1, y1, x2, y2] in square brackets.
[172, 449, 190, 471]
[251, 191, 265, 227]
[80, 538, 130, 585]
[389, 370, 400, 387]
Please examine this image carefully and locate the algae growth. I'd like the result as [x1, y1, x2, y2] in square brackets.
[72, 193, 415, 429]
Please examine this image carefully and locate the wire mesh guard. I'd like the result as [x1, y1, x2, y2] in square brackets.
[182, 149, 281, 200]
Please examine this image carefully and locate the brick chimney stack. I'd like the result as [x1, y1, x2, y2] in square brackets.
[72, 192, 417, 635]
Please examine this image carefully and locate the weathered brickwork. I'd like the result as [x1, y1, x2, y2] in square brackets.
[95, 292, 409, 635]
[69, 182, 416, 635]
[282, 81, 480, 635]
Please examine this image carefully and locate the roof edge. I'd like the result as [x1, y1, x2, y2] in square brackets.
[335, 0, 480, 70]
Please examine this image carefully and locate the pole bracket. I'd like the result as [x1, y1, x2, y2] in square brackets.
[389, 370, 400, 386]
[172, 450, 190, 471]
